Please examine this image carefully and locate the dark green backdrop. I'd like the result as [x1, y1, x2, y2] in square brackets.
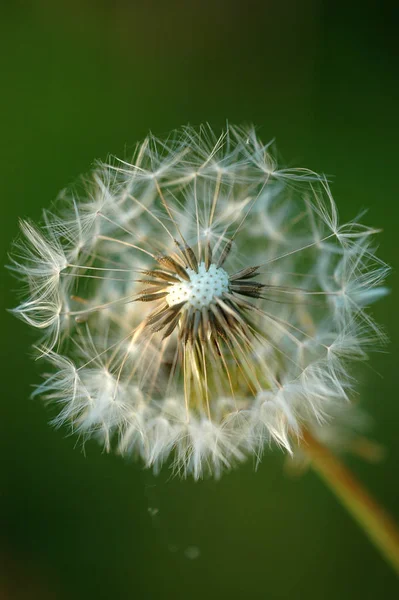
[1, 2, 398, 598]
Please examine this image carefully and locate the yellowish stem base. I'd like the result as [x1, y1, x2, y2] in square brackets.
[302, 429, 399, 576]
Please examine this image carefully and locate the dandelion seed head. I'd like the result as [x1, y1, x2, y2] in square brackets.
[10, 124, 389, 478]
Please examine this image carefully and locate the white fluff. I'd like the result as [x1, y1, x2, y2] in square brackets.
[10, 124, 389, 479]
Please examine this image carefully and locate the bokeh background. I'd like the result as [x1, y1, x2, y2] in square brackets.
[1, 1, 398, 598]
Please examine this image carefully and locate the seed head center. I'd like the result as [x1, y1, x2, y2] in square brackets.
[166, 262, 229, 310]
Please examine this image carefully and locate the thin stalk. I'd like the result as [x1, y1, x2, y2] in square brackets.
[302, 429, 399, 575]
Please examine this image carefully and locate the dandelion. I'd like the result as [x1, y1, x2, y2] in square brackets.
[10, 124, 389, 476]
[10, 124, 399, 572]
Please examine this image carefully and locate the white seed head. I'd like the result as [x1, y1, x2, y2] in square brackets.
[9, 124, 389, 479]
[166, 263, 229, 309]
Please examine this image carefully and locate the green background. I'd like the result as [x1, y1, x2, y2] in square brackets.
[1, 1, 398, 598]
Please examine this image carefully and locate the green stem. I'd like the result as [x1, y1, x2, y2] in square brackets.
[302, 429, 399, 575]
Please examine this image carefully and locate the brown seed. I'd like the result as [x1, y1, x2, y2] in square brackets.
[156, 256, 190, 281]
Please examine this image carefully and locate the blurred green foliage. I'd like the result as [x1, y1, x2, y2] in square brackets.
[1, 1, 398, 598]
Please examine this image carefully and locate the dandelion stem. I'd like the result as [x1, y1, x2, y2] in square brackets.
[302, 429, 399, 575]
